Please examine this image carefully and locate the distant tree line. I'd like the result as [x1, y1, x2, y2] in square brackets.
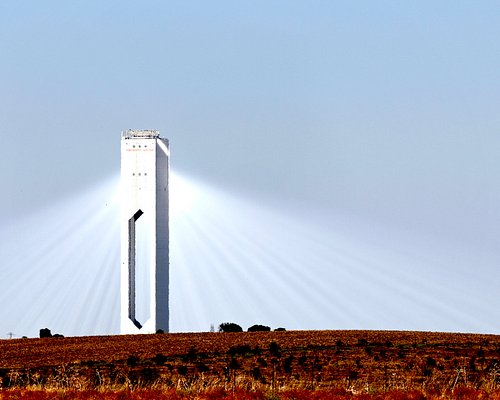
[218, 322, 285, 333]
[35, 324, 282, 338]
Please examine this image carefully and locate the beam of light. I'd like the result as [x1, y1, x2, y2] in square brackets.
[169, 174, 500, 334]
[0, 175, 121, 338]
[0, 171, 499, 338]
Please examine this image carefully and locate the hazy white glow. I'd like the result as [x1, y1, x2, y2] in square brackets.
[0, 175, 121, 337]
[170, 173, 198, 216]
[0, 171, 499, 338]
[169, 175, 500, 334]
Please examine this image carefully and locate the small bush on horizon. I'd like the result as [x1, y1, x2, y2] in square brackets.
[39, 328, 52, 338]
[218, 322, 243, 333]
[248, 324, 271, 332]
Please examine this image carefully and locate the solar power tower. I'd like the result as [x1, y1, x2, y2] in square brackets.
[120, 130, 170, 334]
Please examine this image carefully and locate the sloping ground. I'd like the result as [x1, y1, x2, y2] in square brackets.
[0, 330, 499, 395]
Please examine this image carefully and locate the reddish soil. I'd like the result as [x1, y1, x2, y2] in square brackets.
[0, 330, 499, 397]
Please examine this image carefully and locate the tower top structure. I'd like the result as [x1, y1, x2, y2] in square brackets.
[122, 129, 161, 139]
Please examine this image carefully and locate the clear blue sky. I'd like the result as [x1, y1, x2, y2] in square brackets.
[2, 1, 499, 236]
[1, 1, 500, 335]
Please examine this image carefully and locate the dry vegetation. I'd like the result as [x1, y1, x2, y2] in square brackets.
[1, 330, 500, 399]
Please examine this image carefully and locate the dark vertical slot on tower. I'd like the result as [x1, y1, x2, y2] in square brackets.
[128, 209, 144, 329]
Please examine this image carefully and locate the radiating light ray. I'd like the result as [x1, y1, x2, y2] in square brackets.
[0, 175, 121, 337]
[0, 171, 499, 338]
[168, 173, 500, 333]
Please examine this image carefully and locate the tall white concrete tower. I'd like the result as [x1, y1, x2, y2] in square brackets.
[120, 129, 169, 334]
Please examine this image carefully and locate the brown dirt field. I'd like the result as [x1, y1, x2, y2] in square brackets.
[0, 330, 499, 397]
